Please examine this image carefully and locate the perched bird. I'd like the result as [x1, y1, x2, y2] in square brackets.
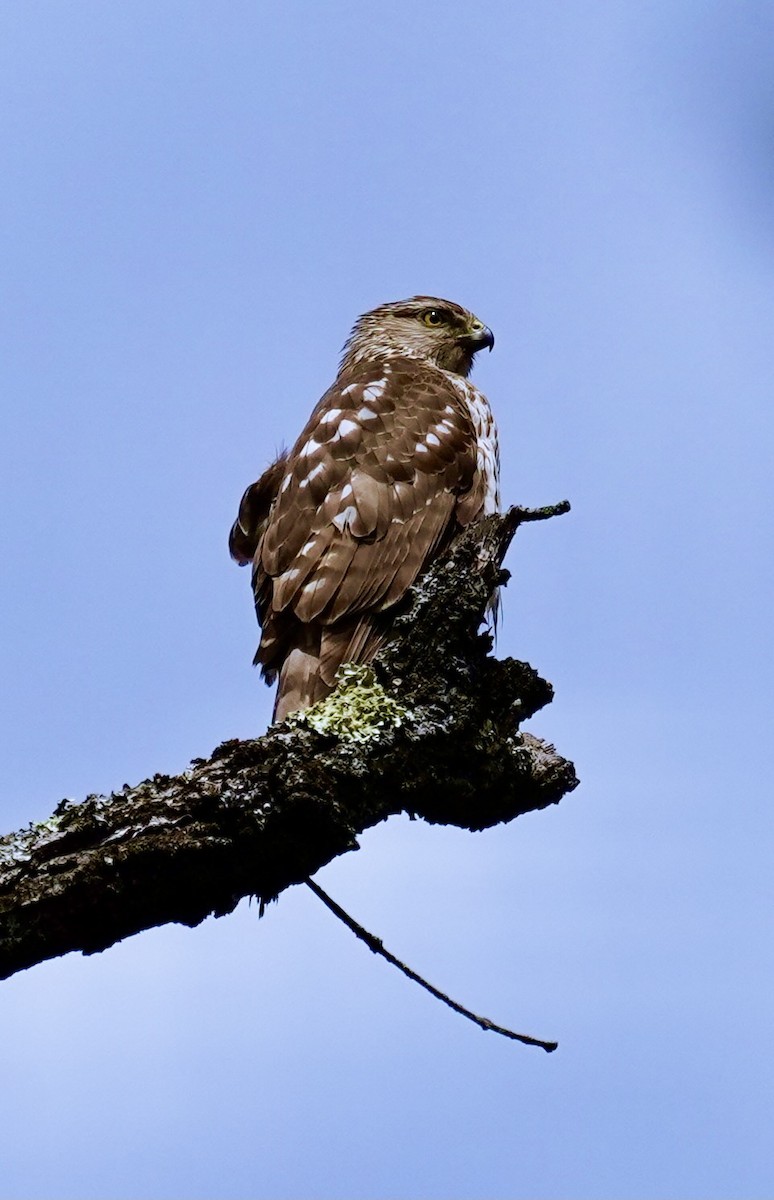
[229, 296, 500, 721]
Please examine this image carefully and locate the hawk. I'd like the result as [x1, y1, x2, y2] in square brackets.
[229, 296, 499, 721]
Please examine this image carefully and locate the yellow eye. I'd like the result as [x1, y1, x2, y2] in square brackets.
[422, 309, 444, 327]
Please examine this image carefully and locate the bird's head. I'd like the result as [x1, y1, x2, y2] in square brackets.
[340, 296, 494, 377]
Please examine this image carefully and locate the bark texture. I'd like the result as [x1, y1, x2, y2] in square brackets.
[0, 505, 578, 982]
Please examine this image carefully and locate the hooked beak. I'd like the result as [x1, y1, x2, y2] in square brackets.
[463, 321, 495, 353]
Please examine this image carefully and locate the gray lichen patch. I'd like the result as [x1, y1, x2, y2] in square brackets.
[288, 664, 414, 743]
[0, 813, 67, 866]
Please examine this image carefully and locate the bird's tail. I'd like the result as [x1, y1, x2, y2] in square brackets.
[272, 616, 386, 722]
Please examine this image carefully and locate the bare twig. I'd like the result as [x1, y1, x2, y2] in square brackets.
[305, 878, 558, 1054]
[512, 500, 571, 523]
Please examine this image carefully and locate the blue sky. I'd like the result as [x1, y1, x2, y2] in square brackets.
[1, 2, 773, 1197]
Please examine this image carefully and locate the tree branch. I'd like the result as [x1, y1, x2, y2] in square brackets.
[0, 504, 578, 982]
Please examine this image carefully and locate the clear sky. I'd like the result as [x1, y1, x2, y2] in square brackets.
[1, 2, 772, 1197]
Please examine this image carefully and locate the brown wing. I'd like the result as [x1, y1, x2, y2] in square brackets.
[229, 451, 288, 635]
[261, 358, 480, 621]
[229, 452, 288, 566]
[252, 357, 485, 715]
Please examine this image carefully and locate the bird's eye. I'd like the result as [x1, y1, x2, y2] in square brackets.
[422, 309, 444, 327]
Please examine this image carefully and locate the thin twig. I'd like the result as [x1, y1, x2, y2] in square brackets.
[512, 499, 571, 523]
[305, 878, 557, 1054]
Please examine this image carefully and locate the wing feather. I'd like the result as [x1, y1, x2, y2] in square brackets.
[228, 453, 288, 566]
[247, 356, 493, 703]
[258, 359, 479, 637]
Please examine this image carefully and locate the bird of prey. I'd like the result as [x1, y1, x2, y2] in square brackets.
[229, 296, 499, 721]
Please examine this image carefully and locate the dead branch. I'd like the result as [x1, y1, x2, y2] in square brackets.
[306, 878, 558, 1052]
[0, 504, 578, 982]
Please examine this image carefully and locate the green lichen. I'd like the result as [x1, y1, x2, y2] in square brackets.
[290, 664, 413, 743]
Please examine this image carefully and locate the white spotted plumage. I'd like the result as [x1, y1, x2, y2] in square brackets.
[447, 373, 500, 516]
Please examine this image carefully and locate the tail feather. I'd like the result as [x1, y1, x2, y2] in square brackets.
[273, 640, 327, 721]
[272, 615, 386, 721]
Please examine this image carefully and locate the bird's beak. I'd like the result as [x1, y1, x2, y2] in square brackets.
[464, 321, 495, 352]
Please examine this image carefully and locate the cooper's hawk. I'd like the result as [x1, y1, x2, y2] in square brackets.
[229, 296, 499, 721]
